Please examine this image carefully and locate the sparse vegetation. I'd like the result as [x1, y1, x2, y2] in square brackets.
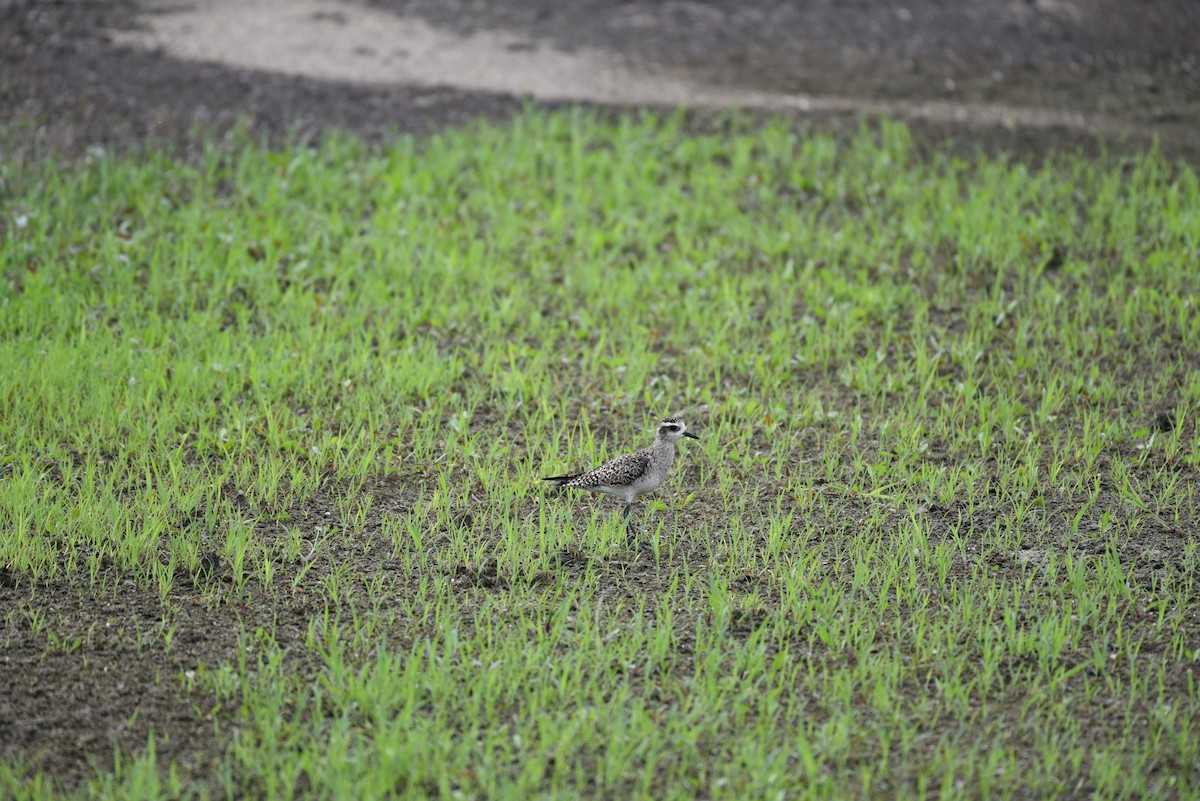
[2, 110, 1198, 799]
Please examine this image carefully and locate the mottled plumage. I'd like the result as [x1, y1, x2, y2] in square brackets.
[543, 416, 699, 529]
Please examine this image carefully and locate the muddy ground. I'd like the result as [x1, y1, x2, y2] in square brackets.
[1, 0, 1199, 793]
[2, 0, 1199, 162]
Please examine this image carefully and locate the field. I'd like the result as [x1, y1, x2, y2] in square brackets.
[2, 110, 1199, 799]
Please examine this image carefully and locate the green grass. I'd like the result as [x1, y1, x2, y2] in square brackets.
[2, 109, 1199, 800]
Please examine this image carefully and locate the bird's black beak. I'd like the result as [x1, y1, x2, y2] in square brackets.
[684, 431, 699, 439]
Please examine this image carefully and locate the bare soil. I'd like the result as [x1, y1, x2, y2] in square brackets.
[2, 0, 1198, 160]
[1, 0, 1198, 793]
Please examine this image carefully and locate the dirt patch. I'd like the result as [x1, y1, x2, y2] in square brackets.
[0, 0, 525, 155]
[0, 476, 412, 793]
[0, 574, 236, 786]
[108, 0, 1157, 140]
[1, 0, 1198, 162]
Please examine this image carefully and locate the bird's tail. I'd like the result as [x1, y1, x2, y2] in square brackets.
[541, 474, 579, 487]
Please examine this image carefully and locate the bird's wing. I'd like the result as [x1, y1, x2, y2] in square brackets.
[566, 449, 651, 489]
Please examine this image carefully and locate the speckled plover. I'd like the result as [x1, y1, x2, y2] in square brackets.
[542, 416, 699, 531]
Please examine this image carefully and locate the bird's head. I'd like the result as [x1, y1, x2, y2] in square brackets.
[657, 416, 699, 443]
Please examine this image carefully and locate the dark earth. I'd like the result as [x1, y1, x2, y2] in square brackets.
[3, 0, 1199, 161]
[2, 0, 1199, 793]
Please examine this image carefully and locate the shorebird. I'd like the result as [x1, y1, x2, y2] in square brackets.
[542, 416, 699, 531]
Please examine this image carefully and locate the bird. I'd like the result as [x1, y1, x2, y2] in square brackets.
[542, 416, 699, 532]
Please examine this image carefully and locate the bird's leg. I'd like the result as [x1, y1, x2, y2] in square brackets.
[626, 502, 658, 554]
[626, 502, 658, 556]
